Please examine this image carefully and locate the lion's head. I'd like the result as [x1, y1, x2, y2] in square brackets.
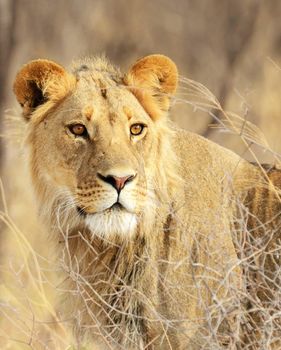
[13, 55, 179, 240]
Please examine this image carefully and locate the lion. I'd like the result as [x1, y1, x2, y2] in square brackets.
[12, 54, 280, 349]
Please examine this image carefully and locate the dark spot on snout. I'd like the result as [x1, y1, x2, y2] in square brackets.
[77, 206, 87, 217]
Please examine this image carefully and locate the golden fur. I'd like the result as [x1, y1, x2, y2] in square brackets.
[13, 54, 279, 349]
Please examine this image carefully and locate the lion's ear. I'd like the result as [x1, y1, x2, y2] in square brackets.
[13, 59, 75, 120]
[125, 54, 178, 120]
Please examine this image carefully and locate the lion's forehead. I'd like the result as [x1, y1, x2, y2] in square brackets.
[73, 58, 123, 95]
[71, 57, 121, 78]
[77, 71, 119, 92]
[71, 74, 138, 111]
[64, 76, 148, 127]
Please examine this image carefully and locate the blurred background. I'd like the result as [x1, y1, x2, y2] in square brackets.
[1, 0, 281, 348]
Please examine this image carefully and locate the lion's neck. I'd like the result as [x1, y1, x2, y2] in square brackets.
[59, 216, 169, 348]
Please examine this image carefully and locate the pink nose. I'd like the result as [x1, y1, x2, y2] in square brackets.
[97, 173, 136, 192]
[111, 176, 132, 191]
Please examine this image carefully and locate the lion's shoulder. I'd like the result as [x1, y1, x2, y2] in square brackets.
[173, 128, 251, 179]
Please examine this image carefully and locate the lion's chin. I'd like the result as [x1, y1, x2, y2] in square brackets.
[85, 209, 138, 240]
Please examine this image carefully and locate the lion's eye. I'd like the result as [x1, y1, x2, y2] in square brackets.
[69, 124, 88, 137]
[130, 123, 145, 136]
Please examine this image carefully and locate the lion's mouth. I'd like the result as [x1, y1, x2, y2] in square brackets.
[108, 203, 124, 211]
[76, 202, 126, 217]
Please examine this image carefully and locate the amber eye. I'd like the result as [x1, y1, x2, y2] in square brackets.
[130, 123, 145, 136]
[69, 124, 88, 137]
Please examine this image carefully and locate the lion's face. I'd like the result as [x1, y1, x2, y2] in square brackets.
[13, 55, 178, 239]
[32, 77, 159, 238]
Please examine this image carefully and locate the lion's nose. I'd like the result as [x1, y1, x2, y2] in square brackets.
[97, 173, 136, 192]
